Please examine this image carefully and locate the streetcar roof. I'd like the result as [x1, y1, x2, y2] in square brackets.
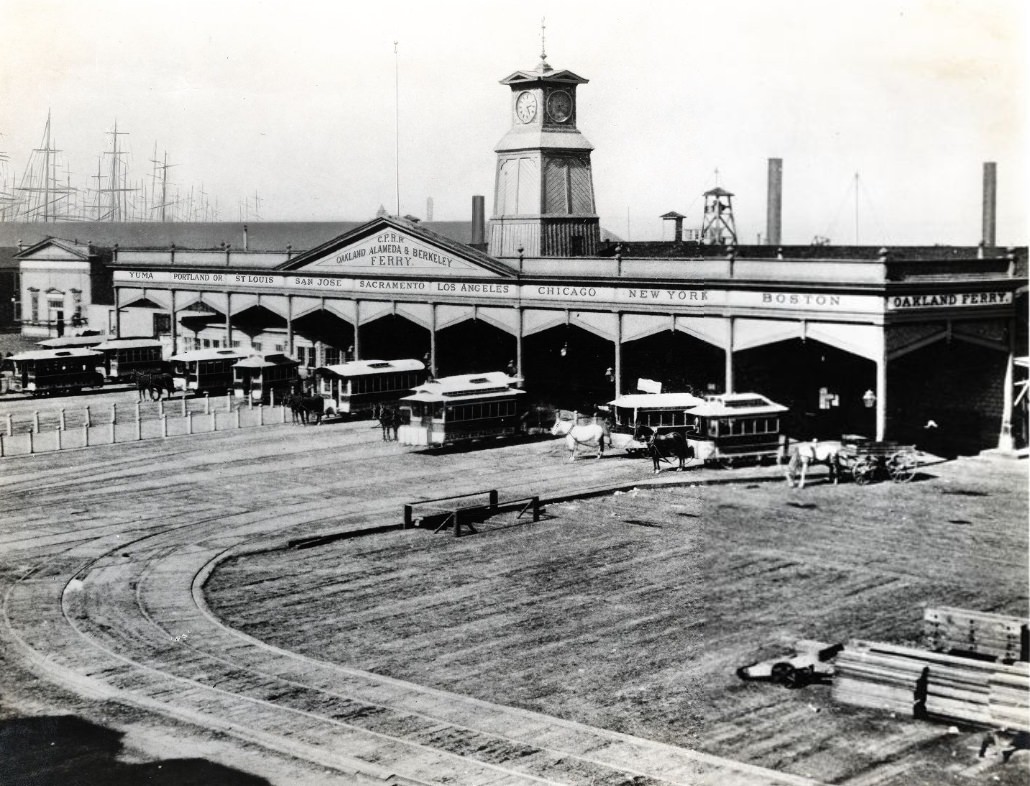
[234, 353, 299, 369]
[93, 338, 164, 350]
[169, 348, 249, 362]
[608, 392, 706, 410]
[8, 348, 103, 360]
[689, 392, 788, 417]
[36, 334, 105, 348]
[401, 371, 524, 401]
[402, 389, 526, 404]
[315, 358, 425, 377]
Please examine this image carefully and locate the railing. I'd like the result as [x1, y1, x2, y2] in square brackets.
[0, 393, 290, 458]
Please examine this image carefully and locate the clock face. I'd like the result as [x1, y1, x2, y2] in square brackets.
[515, 91, 537, 123]
[546, 90, 573, 123]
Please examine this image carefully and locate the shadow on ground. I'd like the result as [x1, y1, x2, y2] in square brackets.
[0, 714, 270, 786]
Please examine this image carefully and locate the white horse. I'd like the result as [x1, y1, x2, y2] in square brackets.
[785, 439, 843, 489]
[551, 412, 608, 461]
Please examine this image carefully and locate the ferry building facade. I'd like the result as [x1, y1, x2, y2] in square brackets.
[15, 54, 1027, 456]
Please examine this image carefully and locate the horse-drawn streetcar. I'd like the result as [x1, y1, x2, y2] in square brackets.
[314, 358, 427, 418]
[1, 348, 106, 396]
[92, 338, 166, 382]
[604, 392, 706, 454]
[232, 353, 300, 404]
[396, 371, 525, 447]
[169, 348, 249, 396]
[684, 393, 789, 466]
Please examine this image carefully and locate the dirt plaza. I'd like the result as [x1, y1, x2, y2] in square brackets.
[0, 418, 1026, 785]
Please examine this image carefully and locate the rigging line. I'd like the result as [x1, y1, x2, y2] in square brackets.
[856, 176, 891, 246]
[820, 178, 856, 245]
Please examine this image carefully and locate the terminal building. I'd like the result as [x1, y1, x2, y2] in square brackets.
[6, 51, 1027, 457]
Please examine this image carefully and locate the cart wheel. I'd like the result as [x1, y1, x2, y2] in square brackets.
[771, 662, 794, 685]
[853, 458, 875, 485]
[889, 453, 916, 483]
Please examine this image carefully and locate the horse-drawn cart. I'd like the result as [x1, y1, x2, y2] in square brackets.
[838, 435, 919, 485]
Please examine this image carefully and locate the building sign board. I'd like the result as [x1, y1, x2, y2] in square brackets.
[729, 291, 881, 314]
[298, 230, 495, 276]
[117, 271, 1008, 317]
[886, 291, 1013, 310]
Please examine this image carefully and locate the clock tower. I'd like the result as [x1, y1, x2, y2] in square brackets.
[488, 48, 600, 258]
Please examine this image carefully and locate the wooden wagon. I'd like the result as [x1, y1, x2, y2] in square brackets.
[838, 435, 919, 484]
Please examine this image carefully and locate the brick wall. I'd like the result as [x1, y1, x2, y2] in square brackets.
[888, 339, 1007, 456]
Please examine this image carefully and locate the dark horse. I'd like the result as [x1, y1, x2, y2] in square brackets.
[132, 370, 175, 401]
[635, 426, 694, 474]
[285, 393, 325, 425]
[377, 405, 401, 441]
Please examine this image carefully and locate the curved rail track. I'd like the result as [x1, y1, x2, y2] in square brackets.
[0, 421, 814, 785]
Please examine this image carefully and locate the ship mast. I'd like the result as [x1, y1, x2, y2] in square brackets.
[15, 111, 74, 222]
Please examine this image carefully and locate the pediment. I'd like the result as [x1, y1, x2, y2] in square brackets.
[15, 237, 92, 261]
[279, 217, 516, 279]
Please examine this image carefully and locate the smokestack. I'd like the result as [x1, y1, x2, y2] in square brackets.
[243, 223, 249, 251]
[471, 195, 486, 247]
[982, 162, 997, 248]
[766, 158, 783, 246]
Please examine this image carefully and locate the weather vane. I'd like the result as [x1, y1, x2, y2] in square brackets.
[540, 17, 547, 62]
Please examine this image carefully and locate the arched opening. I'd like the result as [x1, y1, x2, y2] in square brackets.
[292, 310, 355, 365]
[523, 325, 614, 412]
[735, 338, 876, 440]
[359, 314, 429, 363]
[621, 331, 725, 396]
[232, 305, 286, 344]
[435, 320, 515, 378]
[890, 339, 1007, 457]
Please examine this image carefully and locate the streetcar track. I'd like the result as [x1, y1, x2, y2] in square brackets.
[1, 423, 818, 785]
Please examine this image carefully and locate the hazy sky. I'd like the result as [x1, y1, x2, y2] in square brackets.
[1, 0, 1026, 245]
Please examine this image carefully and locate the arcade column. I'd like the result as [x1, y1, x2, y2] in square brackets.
[353, 300, 362, 361]
[430, 303, 438, 377]
[614, 313, 623, 399]
[724, 317, 735, 394]
[225, 293, 233, 347]
[998, 317, 1016, 451]
[170, 290, 178, 354]
[875, 352, 887, 442]
[286, 295, 294, 357]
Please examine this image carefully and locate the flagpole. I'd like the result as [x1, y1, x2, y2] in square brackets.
[394, 41, 401, 217]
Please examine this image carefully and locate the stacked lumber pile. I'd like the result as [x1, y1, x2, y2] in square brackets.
[833, 640, 1030, 731]
[923, 607, 1029, 663]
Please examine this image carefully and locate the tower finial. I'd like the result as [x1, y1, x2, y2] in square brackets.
[537, 17, 552, 72]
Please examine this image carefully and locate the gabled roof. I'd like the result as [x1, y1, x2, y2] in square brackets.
[14, 236, 94, 260]
[500, 60, 589, 86]
[278, 216, 517, 277]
